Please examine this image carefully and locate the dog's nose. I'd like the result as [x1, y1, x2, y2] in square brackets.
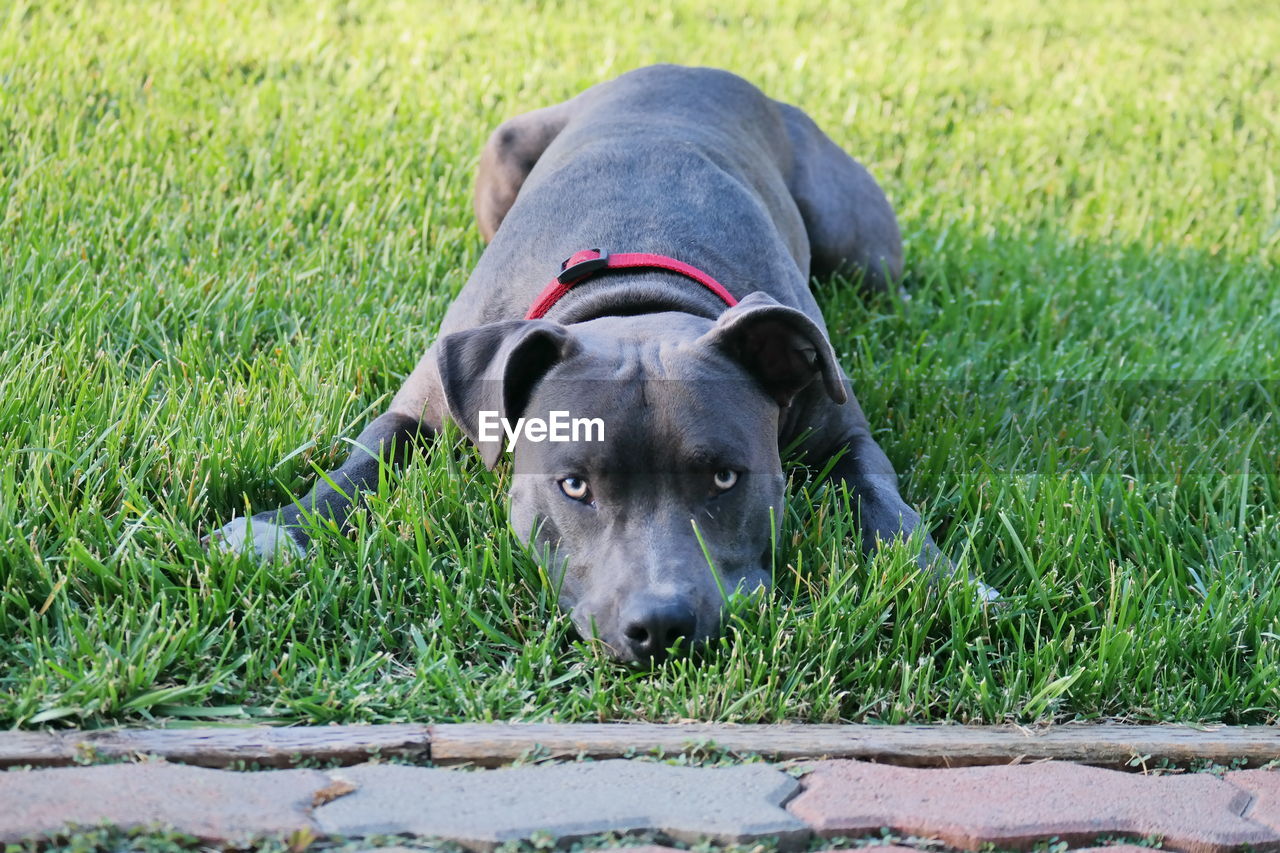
[621, 598, 697, 663]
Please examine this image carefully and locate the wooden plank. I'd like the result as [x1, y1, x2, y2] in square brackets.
[0, 723, 430, 768]
[428, 722, 1280, 768]
[0, 731, 70, 768]
[3, 722, 1277, 770]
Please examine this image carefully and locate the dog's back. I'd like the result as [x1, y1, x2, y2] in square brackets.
[456, 65, 815, 333]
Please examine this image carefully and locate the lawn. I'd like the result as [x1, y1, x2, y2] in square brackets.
[1, 0, 1277, 730]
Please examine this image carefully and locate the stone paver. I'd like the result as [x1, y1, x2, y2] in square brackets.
[6, 757, 1280, 852]
[0, 761, 330, 844]
[1227, 769, 1280, 832]
[787, 760, 1279, 853]
[314, 760, 808, 850]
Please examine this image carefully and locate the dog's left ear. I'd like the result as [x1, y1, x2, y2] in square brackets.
[699, 292, 848, 406]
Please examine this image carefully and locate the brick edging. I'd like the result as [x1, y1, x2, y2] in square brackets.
[6, 757, 1280, 851]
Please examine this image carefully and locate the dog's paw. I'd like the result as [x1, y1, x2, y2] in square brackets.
[973, 577, 1002, 606]
[917, 543, 1002, 607]
[203, 516, 304, 560]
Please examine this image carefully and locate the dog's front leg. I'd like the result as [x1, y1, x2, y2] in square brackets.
[208, 410, 432, 559]
[815, 403, 1000, 602]
[209, 343, 449, 558]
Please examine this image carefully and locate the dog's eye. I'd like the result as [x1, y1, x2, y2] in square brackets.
[559, 477, 591, 501]
[713, 469, 739, 491]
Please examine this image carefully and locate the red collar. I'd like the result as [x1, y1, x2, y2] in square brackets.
[525, 248, 738, 320]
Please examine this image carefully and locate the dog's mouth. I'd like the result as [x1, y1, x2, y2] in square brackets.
[602, 633, 708, 667]
[573, 608, 715, 666]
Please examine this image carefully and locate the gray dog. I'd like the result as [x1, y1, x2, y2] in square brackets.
[211, 65, 996, 663]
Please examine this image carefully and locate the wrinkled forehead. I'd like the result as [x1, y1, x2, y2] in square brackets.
[519, 375, 779, 474]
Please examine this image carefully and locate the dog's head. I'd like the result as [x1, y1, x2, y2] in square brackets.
[438, 292, 846, 664]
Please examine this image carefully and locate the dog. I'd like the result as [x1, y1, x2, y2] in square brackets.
[210, 65, 997, 663]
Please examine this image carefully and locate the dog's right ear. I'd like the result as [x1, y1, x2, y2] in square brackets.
[437, 320, 579, 467]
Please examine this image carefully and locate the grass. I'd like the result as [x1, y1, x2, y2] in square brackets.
[0, 0, 1277, 730]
